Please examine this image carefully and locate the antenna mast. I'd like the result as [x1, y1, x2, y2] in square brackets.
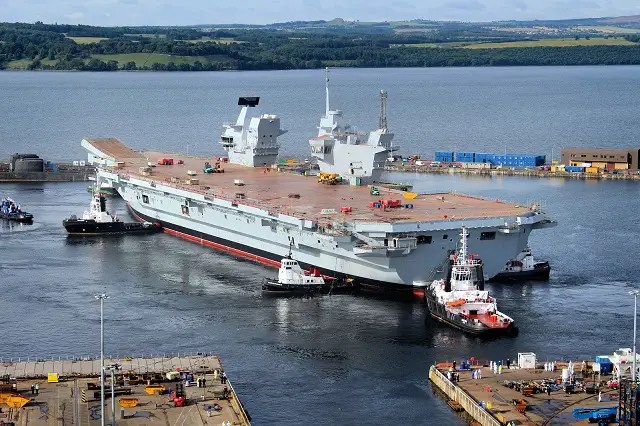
[458, 226, 468, 264]
[325, 67, 330, 116]
[379, 90, 388, 131]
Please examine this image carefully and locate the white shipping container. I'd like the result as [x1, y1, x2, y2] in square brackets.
[518, 352, 536, 369]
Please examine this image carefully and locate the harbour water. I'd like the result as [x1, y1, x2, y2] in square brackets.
[1, 66, 640, 161]
[1, 67, 640, 425]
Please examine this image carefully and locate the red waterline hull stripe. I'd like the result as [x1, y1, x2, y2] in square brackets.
[126, 203, 423, 292]
[127, 203, 281, 268]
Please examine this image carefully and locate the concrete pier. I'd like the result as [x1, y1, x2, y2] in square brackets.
[429, 366, 501, 426]
[0, 354, 221, 379]
[0, 354, 251, 426]
[429, 363, 619, 425]
[385, 163, 640, 181]
[0, 163, 94, 182]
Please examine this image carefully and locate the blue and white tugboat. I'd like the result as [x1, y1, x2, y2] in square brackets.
[1, 198, 33, 223]
[425, 226, 518, 336]
[63, 191, 161, 235]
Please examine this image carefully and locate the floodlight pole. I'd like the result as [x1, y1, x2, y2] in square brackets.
[630, 290, 640, 383]
[95, 294, 109, 426]
[110, 367, 116, 426]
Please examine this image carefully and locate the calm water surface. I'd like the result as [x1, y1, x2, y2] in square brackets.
[1, 67, 640, 425]
[1, 66, 640, 160]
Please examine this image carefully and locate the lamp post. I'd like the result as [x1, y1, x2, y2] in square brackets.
[630, 290, 640, 383]
[95, 294, 109, 426]
[104, 364, 120, 426]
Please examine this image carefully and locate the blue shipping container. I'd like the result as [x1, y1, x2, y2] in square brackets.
[440, 152, 545, 166]
[455, 152, 475, 162]
[599, 363, 613, 373]
[565, 166, 585, 173]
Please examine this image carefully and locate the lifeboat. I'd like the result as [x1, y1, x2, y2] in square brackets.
[446, 299, 466, 307]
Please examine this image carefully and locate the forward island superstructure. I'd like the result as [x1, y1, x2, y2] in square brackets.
[82, 72, 556, 291]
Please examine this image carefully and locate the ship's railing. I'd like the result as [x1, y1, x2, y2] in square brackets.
[448, 191, 548, 213]
[110, 167, 536, 230]
[114, 170, 343, 230]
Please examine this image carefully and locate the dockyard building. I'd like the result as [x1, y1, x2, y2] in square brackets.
[561, 148, 640, 170]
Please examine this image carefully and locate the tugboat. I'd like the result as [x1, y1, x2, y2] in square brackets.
[63, 192, 162, 235]
[1, 198, 34, 223]
[490, 247, 551, 282]
[425, 226, 518, 336]
[262, 244, 356, 296]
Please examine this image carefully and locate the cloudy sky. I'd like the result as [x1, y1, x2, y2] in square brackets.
[2, 0, 640, 26]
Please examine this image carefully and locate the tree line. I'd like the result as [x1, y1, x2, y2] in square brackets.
[2, 22, 640, 72]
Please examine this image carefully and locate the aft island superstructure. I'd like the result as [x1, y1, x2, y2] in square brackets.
[82, 71, 556, 291]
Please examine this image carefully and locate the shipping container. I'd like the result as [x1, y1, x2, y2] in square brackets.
[585, 167, 599, 174]
[435, 154, 453, 162]
[455, 152, 475, 162]
[474, 153, 491, 164]
[441, 152, 545, 167]
[565, 166, 585, 173]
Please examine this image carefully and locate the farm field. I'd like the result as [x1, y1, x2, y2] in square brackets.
[5, 58, 58, 69]
[390, 42, 438, 48]
[575, 25, 640, 33]
[187, 37, 243, 44]
[391, 41, 479, 48]
[67, 36, 110, 44]
[91, 53, 233, 66]
[123, 33, 166, 38]
[464, 37, 636, 48]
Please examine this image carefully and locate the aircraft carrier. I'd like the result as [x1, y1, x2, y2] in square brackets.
[82, 71, 556, 291]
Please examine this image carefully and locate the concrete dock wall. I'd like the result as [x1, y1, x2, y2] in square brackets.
[429, 365, 501, 426]
[0, 354, 221, 378]
[0, 171, 94, 182]
[386, 164, 640, 180]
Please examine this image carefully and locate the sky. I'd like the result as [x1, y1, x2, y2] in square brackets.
[2, 0, 640, 26]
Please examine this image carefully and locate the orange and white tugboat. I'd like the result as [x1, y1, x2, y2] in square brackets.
[425, 226, 518, 336]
